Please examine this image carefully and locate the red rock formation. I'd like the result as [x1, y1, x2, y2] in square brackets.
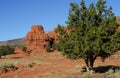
[49, 27, 69, 43]
[116, 16, 120, 25]
[26, 25, 49, 52]
[49, 28, 58, 43]
[14, 47, 24, 54]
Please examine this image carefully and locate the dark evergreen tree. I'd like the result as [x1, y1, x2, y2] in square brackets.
[0, 45, 14, 58]
[56, 0, 120, 72]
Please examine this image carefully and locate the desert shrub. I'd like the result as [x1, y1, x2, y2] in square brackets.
[106, 69, 114, 75]
[0, 62, 15, 70]
[114, 71, 120, 78]
[52, 43, 60, 51]
[82, 72, 94, 78]
[0, 45, 14, 58]
[75, 64, 86, 70]
[114, 68, 120, 78]
[28, 62, 36, 67]
[106, 67, 120, 78]
[21, 46, 27, 52]
[75, 65, 82, 70]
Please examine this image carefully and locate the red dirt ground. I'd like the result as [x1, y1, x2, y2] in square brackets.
[0, 51, 120, 78]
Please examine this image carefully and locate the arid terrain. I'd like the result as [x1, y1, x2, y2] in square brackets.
[0, 0, 120, 77]
[0, 51, 119, 78]
[0, 17, 120, 78]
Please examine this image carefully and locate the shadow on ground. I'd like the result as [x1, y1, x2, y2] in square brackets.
[94, 65, 120, 73]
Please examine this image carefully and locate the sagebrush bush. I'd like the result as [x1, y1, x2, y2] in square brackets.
[106, 67, 120, 78]
[106, 69, 114, 75]
[114, 68, 120, 78]
[75, 64, 86, 70]
[82, 72, 94, 78]
[0, 62, 15, 70]
[28, 62, 36, 67]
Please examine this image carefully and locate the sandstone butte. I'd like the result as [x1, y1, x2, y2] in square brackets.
[25, 25, 58, 52]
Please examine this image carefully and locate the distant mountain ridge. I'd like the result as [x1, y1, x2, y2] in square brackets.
[0, 38, 25, 47]
[0, 31, 50, 47]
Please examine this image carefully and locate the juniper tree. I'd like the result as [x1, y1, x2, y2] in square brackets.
[56, 0, 120, 72]
[0, 45, 14, 58]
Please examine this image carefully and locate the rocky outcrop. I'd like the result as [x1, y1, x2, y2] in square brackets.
[26, 25, 49, 52]
[49, 28, 58, 43]
[116, 16, 120, 25]
[14, 47, 24, 54]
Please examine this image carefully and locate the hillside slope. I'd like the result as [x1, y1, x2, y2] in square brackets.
[0, 38, 25, 46]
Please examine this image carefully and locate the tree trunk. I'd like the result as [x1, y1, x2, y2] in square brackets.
[84, 58, 90, 72]
[89, 57, 96, 73]
[84, 56, 96, 73]
[90, 59, 94, 73]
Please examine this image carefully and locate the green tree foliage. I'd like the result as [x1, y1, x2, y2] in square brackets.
[46, 38, 54, 52]
[0, 45, 14, 58]
[56, 0, 120, 72]
[21, 46, 27, 52]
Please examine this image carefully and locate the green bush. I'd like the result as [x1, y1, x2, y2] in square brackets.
[28, 62, 36, 67]
[52, 43, 60, 51]
[106, 67, 120, 78]
[82, 72, 94, 78]
[0, 45, 14, 58]
[106, 69, 114, 75]
[45, 45, 51, 52]
[0, 62, 15, 70]
[114, 68, 120, 78]
[75, 64, 86, 70]
[21, 46, 27, 52]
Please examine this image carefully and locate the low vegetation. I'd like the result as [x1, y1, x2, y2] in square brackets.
[82, 72, 94, 78]
[0, 45, 15, 58]
[0, 62, 15, 70]
[21, 46, 27, 52]
[45, 45, 51, 52]
[28, 62, 37, 67]
[106, 67, 120, 78]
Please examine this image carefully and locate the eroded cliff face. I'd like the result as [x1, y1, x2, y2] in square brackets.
[26, 25, 49, 52]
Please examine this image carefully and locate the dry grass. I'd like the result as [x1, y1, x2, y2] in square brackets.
[0, 58, 40, 66]
[0, 52, 120, 78]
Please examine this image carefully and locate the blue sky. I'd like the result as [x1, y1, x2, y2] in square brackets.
[0, 0, 120, 41]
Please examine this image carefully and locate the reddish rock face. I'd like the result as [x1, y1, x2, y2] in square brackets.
[116, 16, 120, 25]
[14, 47, 24, 54]
[49, 28, 58, 43]
[26, 25, 49, 52]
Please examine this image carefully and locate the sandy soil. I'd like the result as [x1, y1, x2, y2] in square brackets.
[0, 51, 120, 78]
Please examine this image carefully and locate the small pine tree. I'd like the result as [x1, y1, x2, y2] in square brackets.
[56, 0, 120, 72]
